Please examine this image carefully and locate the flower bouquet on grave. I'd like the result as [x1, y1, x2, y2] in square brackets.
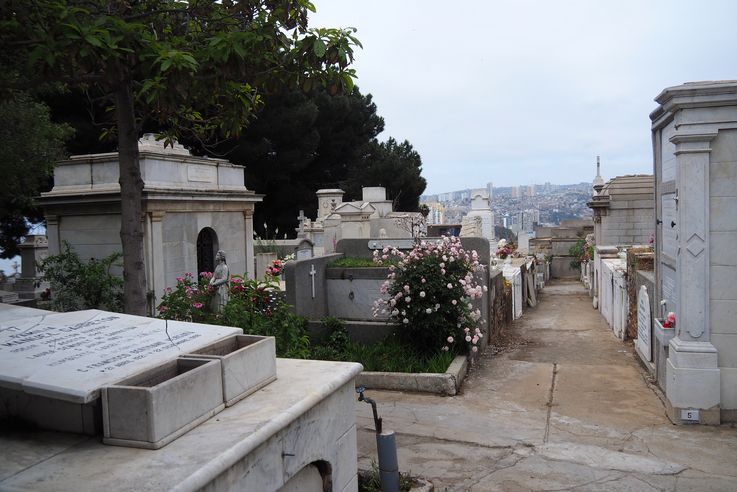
[661, 311, 676, 328]
[266, 259, 284, 278]
[495, 239, 515, 259]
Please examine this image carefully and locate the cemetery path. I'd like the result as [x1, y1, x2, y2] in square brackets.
[355, 279, 737, 491]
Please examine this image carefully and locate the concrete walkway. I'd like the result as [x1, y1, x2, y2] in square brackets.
[355, 280, 737, 491]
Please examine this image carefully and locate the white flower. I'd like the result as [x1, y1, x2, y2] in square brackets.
[403, 318, 409, 324]
[425, 308, 432, 314]
[447, 336, 454, 343]
[452, 299, 457, 305]
[465, 335, 472, 342]
[472, 346, 478, 353]
[447, 283, 453, 289]
[392, 309, 399, 316]
[419, 291, 426, 298]
[405, 297, 411, 303]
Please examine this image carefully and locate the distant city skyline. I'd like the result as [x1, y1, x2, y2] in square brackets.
[311, 0, 737, 194]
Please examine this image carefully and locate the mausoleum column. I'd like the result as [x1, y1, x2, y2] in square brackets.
[672, 132, 718, 342]
[243, 209, 255, 280]
[665, 131, 721, 422]
[147, 211, 166, 311]
[46, 215, 60, 256]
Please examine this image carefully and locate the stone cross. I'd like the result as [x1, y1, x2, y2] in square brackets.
[297, 209, 306, 233]
[11, 261, 19, 276]
[309, 264, 317, 299]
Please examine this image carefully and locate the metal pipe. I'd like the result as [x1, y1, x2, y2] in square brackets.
[357, 387, 399, 492]
[376, 431, 399, 492]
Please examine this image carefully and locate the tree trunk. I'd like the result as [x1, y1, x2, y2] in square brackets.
[116, 82, 147, 315]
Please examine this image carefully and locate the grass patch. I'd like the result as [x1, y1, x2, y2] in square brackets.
[311, 321, 456, 373]
[346, 337, 456, 373]
[328, 256, 396, 268]
[359, 461, 417, 492]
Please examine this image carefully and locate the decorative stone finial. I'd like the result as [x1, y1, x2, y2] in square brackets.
[593, 155, 605, 194]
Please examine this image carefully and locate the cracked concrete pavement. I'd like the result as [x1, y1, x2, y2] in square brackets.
[355, 280, 737, 491]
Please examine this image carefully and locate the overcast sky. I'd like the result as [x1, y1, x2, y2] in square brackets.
[310, 0, 737, 194]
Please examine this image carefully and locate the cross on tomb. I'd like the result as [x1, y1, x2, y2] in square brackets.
[297, 210, 306, 233]
[309, 264, 317, 299]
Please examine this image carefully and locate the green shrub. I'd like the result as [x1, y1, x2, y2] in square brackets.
[311, 317, 351, 361]
[569, 238, 594, 270]
[157, 274, 310, 358]
[39, 241, 123, 312]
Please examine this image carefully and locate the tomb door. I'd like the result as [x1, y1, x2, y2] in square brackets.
[656, 120, 678, 322]
[197, 227, 218, 275]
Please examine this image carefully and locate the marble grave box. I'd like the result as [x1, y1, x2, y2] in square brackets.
[0, 309, 242, 436]
[186, 334, 277, 407]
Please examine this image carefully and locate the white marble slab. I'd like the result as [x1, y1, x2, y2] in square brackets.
[0, 309, 240, 403]
[0, 303, 51, 320]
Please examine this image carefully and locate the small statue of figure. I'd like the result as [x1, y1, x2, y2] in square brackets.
[209, 250, 230, 313]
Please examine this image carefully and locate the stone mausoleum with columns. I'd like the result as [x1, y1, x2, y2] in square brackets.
[651, 81, 737, 424]
[39, 134, 262, 314]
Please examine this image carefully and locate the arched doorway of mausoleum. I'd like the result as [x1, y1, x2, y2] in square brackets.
[197, 227, 219, 275]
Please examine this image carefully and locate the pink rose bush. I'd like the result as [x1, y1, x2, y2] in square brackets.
[373, 236, 485, 354]
[156, 272, 213, 322]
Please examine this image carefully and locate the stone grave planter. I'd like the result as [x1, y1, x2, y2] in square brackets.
[326, 266, 391, 321]
[101, 357, 224, 449]
[654, 318, 676, 392]
[356, 354, 469, 396]
[185, 334, 277, 406]
[654, 318, 676, 345]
